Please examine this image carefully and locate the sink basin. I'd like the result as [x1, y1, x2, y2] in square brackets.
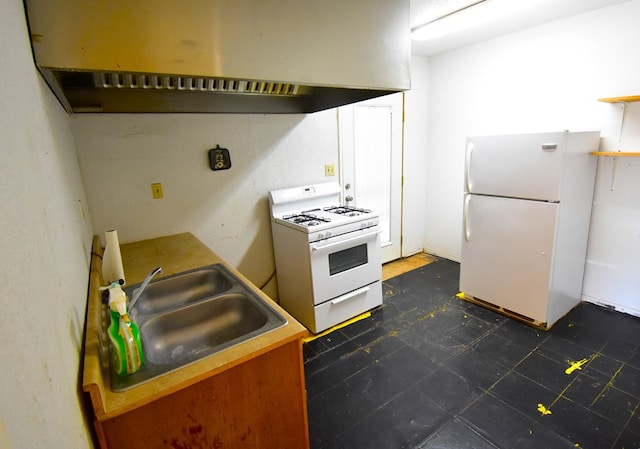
[142, 293, 270, 365]
[124, 265, 233, 315]
[111, 264, 286, 391]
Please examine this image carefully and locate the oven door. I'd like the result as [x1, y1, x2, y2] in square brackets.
[309, 226, 381, 305]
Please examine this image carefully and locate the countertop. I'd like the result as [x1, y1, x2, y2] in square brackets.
[82, 232, 308, 420]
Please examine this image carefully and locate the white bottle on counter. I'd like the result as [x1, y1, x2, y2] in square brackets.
[102, 229, 125, 286]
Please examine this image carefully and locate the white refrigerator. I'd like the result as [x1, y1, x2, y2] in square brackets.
[459, 131, 600, 328]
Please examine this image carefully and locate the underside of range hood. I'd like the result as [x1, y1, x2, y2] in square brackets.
[24, 0, 410, 114]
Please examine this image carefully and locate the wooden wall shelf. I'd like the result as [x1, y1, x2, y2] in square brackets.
[591, 151, 640, 157]
[598, 95, 640, 103]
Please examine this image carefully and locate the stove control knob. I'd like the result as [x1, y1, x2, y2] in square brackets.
[326, 231, 332, 238]
[317, 233, 324, 239]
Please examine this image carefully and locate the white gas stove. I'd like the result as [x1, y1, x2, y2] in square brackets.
[270, 181, 379, 242]
[269, 182, 382, 333]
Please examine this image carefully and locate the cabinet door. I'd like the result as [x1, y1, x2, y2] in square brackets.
[460, 194, 558, 323]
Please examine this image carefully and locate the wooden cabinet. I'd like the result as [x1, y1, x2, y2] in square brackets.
[97, 340, 308, 449]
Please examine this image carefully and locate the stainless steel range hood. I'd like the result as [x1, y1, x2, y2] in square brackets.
[24, 0, 410, 114]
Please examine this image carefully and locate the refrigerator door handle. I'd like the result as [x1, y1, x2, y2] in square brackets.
[465, 142, 473, 193]
[463, 194, 471, 241]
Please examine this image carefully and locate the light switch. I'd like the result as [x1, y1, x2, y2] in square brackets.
[151, 183, 164, 199]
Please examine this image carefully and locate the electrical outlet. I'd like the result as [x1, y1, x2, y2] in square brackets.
[325, 164, 335, 177]
[151, 183, 164, 199]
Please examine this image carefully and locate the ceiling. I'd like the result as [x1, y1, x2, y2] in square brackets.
[410, 0, 631, 57]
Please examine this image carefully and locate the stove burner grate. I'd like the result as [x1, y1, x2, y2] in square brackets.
[282, 213, 331, 227]
[323, 205, 372, 217]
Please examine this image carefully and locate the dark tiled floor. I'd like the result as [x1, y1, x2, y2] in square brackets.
[303, 258, 640, 449]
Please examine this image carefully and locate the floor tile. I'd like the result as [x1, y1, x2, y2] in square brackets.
[615, 318, 640, 346]
[416, 367, 483, 415]
[490, 371, 558, 421]
[305, 349, 373, 399]
[371, 302, 403, 325]
[455, 298, 509, 325]
[522, 424, 577, 449]
[363, 333, 407, 359]
[376, 384, 451, 446]
[538, 334, 598, 363]
[347, 359, 408, 407]
[549, 319, 610, 353]
[334, 410, 409, 449]
[461, 394, 537, 448]
[514, 351, 575, 395]
[584, 353, 625, 379]
[563, 372, 608, 408]
[418, 419, 497, 449]
[380, 345, 439, 386]
[564, 302, 630, 334]
[492, 319, 549, 351]
[612, 364, 640, 399]
[590, 385, 639, 428]
[625, 404, 640, 435]
[307, 380, 375, 444]
[444, 347, 507, 390]
[612, 429, 640, 449]
[539, 397, 621, 449]
[471, 331, 534, 369]
[606, 340, 640, 366]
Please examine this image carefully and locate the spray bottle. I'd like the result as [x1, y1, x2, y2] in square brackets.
[106, 281, 144, 376]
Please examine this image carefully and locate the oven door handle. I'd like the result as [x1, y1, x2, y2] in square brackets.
[331, 286, 370, 305]
[310, 229, 380, 253]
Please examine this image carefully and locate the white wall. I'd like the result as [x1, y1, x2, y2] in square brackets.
[0, 0, 95, 447]
[583, 101, 640, 315]
[72, 112, 339, 298]
[425, 0, 640, 313]
[402, 55, 430, 257]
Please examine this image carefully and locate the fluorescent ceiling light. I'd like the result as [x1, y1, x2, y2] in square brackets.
[411, 0, 549, 41]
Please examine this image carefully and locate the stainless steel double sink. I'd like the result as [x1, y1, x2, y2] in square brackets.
[109, 263, 286, 391]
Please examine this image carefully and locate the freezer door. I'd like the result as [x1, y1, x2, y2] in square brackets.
[465, 132, 565, 201]
[460, 194, 558, 324]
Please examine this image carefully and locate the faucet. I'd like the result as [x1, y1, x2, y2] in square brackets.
[129, 267, 162, 311]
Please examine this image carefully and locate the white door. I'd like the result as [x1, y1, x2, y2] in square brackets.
[459, 194, 558, 323]
[338, 93, 403, 263]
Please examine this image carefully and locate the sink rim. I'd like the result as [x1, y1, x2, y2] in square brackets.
[109, 264, 287, 392]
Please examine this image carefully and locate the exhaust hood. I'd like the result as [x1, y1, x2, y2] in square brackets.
[24, 0, 410, 114]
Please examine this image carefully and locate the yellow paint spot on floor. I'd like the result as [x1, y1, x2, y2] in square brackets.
[565, 358, 589, 374]
[565, 354, 597, 375]
[537, 403, 552, 416]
